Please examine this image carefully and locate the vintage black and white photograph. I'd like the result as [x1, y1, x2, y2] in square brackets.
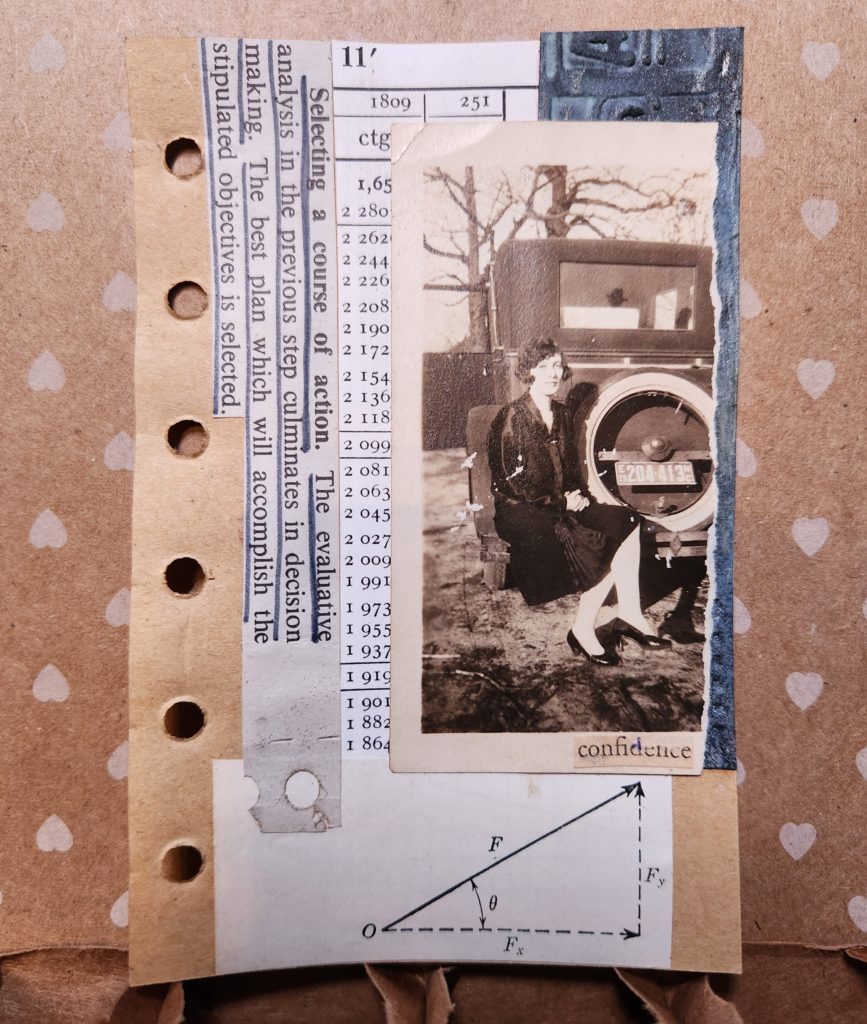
[391, 122, 720, 773]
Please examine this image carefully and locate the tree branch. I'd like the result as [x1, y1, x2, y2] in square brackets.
[423, 235, 468, 262]
[424, 283, 487, 292]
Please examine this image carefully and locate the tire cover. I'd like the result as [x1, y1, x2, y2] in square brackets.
[581, 371, 716, 533]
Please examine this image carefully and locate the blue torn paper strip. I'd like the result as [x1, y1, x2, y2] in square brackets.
[539, 28, 744, 770]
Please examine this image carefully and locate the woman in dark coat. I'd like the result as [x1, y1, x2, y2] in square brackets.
[487, 337, 671, 665]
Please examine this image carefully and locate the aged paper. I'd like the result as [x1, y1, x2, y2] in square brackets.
[128, 38, 740, 985]
[390, 121, 720, 775]
[199, 39, 342, 833]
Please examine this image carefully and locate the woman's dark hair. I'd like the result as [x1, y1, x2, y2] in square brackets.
[514, 337, 572, 385]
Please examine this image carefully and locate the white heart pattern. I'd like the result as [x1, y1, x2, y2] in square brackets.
[856, 747, 867, 781]
[849, 897, 867, 932]
[800, 198, 839, 240]
[802, 41, 841, 81]
[733, 595, 752, 635]
[104, 431, 135, 471]
[103, 111, 132, 152]
[33, 664, 70, 703]
[28, 33, 66, 72]
[779, 822, 816, 860]
[741, 117, 764, 159]
[736, 438, 758, 478]
[29, 509, 67, 549]
[792, 517, 830, 557]
[110, 890, 129, 928]
[105, 588, 131, 627]
[797, 359, 835, 400]
[107, 740, 129, 780]
[36, 815, 73, 852]
[27, 351, 65, 392]
[786, 671, 824, 711]
[736, 758, 746, 786]
[26, 192, 65, 232]
[740, 278, 763, 320]
[102, 271, 137, 313]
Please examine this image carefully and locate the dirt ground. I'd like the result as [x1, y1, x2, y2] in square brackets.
[422, 449, 708, 734]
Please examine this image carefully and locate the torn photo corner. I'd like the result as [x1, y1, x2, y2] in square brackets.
[389, 120, 730, 776]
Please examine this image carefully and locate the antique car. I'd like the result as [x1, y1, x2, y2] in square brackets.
[464, 237, 716, 590]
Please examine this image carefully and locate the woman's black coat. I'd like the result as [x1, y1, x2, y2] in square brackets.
[487, 392, 637, 606]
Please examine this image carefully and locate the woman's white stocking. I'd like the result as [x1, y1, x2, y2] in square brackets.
[572, 572, 613, 655]
[610, 526, 655, 634]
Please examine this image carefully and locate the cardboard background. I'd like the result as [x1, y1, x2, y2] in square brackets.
[1, 0, 864, 1018]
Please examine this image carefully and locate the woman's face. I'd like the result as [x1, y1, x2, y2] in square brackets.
[529, 354, 564, 396]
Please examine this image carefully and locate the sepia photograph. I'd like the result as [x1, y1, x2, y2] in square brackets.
[391, 122, 721, 773]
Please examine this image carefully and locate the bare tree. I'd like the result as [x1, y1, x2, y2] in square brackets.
[424, 164, 708, 351]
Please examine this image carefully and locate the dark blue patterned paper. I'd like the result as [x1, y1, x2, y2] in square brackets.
[539, 29, 744, 770]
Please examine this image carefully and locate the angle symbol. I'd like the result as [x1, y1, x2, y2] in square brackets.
[470, 880, 486, 929]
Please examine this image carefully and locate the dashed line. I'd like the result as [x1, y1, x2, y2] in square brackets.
[601, 931, 614, 936]
[383, 926, 600, 936]
[637, 793, 644, 939]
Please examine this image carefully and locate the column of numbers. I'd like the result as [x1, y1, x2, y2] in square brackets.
[337, 164, 394, 755]
[335, 81, 537, 757]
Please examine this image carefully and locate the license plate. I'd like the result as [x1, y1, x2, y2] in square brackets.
[615, 461, 697, 486]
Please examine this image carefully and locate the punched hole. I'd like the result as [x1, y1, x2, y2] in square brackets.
[161, 844, 203, 882]
[167, 419, 209, 458]
[165, 137, 203, 178]
[167, 281, 208, 320]
[164, 557, 206, 596]
[163, 700, 205, 739]
[285, 770, 320, 810]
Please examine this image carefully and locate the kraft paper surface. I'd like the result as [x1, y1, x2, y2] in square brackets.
[1, 0, 865, 1017]
[126, 37, 243, 983]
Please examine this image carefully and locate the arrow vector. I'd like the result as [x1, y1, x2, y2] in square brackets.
[382, 783, 640, 932]
[622, 780, 644, 940]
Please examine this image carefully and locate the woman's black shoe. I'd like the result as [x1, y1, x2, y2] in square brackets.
[616, 622, 673, 650]
[566, 629, 621, 666]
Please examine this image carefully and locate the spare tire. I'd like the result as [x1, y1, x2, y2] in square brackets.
[578, 371, 716, 534]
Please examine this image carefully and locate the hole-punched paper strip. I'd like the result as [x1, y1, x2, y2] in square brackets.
[199, 39, 342, 834]
[127, 36, 740, 986]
